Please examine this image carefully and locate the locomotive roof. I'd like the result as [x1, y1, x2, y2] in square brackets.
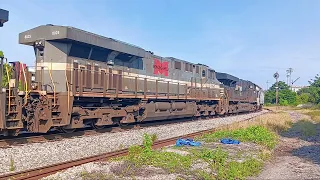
[216, 72, 240, 82]
[19, 24, 146, 58]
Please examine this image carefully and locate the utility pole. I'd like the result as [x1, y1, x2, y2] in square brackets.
[273, 72, 279, 107]
[286, 68, 293, 89]
[266, 80, 270, 90]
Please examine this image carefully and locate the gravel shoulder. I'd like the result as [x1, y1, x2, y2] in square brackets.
[253, 111, 320, 180]
[0, 110, 267, 175]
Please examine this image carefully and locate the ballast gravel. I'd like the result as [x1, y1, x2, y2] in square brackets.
[0, 110, 267, 176]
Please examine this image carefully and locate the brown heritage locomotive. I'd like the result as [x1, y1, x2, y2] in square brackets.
[0, 25, 264, 136]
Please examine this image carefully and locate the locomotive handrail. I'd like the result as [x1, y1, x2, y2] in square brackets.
[34, 64, 57, 106]
[49, 62, 56, 107]
[19, 61, 29, 106]
[67, 67, 222, 100]
[69, 67, 190, 99]
[5, 59, 11, 114]
[65, 69, 70, 113]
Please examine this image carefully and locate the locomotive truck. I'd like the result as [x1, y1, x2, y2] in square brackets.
[0, 24, 264, 136]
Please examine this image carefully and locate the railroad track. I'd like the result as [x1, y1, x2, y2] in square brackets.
[0, 110, 269, 180]
[0, 110, 263, 148]
[0, 127, 227, 180]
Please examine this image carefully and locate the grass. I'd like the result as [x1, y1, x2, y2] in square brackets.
[80, 171, 115, 180]
[299, 121, 317, 137]
[112, 133, 193, 174]
[115, 133, 266, 180]
[199, 126, 278, 149]
[127, 144, 193, 173]
[216, 112, 293, 134]
[9, 157, 15, 171]
[190, 147, 263, 180]
[110, 111, 295, 179]
[89, 111, 296, 179]
[287, 120, 318, 137]
[194, 147, 228, 164]
[298, 109, 320, 122]
[265, 105, 300, 112]
[220, 157, 263, 180]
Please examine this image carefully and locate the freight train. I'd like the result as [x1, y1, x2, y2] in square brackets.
[0, 25, 264, 136]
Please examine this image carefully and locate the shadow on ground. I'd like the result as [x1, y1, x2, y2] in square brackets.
[292, 144, 320, 165]
[280, 121, 320, 143]
[279, 120, 320, 165]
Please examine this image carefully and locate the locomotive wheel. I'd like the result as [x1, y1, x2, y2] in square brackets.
[91, 121, 105, 130]
[58, 127, 76, 133]
[120, 122, 129, 127]
[7, 129, 20, 136]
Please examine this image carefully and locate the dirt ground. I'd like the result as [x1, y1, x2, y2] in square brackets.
[252, 111, 320, 180]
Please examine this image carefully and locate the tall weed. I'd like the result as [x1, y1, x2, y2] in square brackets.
[200, 126, 278, 149]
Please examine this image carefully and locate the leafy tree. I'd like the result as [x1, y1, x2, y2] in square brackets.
[264, 81, 297, 105]
[295, 74, 320, 104]
[308, 74, 320, 88]
[0, 51, 11, 88]
[268, 81, 291, 91]
[296, 93, 309, 104]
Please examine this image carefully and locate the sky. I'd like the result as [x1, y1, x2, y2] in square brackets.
[1, 0, 320, 90]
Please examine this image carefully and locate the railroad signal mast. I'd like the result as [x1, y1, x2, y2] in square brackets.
[273, 72, 279, 106]
[286, 68, 293, 89]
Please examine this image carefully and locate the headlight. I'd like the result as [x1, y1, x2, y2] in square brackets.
[31, 82, 38, 90]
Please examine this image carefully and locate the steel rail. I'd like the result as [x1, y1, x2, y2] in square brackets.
[0, 110, 269, 180]
[0, 110, 264, 148]
[0, 130, 213, 180]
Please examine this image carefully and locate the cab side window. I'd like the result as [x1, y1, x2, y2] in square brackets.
[202, 70, 206, 77]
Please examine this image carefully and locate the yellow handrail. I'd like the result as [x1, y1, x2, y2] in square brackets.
[5, 61, 10, 114]
[49, 62, 56, 107]
[19, 61, 28, 106]
[65, 69, 70, 113]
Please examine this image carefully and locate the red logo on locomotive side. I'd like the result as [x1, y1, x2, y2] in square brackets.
[153, 59, 168, 76]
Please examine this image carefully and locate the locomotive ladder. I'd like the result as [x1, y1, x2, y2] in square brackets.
[48, 93, 62, 123]
[3, 61, 24, 133]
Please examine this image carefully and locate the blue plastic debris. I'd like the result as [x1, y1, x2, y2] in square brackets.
[220, 138, 240, 144]
[176, 138, 201, 147]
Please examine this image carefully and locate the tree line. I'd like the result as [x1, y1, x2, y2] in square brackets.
[264, 75, 320, 106]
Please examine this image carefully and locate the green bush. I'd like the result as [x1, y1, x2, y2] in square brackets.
[1, 63, 11, 88]
[219, 157, 263, 180]
[296, 93, 309, 104]
[126, 133, 192, 173]
[264, 81, 297, 106]
[199, 126, 278, 149]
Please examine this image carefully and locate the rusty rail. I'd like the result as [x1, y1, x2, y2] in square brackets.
[0, 109, 269, 180]
[0, 129, 216, 180]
